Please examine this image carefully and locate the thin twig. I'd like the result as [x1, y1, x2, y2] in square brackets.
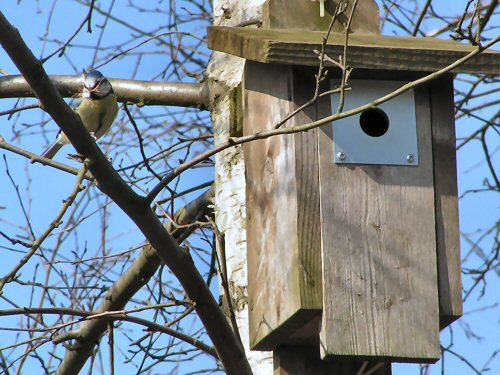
[108, 322, 114, 375]
[123, 103, 162, 180]
[335, 0, 359, 114]
[476, 0, 498, 41]
[0, 102, 41, 117]
[0, 164, 88, 292]
[274, 0, 348, 130]
[40, 0, 96, 63]
[0, 136, 94, 179]
[208, 217, 242, 345]
[412, 0, 433, 36]
[0, 306, 217, 357]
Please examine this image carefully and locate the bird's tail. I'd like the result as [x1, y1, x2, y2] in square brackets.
[41, 142, 64, 159]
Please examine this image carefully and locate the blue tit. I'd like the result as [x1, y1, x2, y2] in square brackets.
[42, 70, 118, 159]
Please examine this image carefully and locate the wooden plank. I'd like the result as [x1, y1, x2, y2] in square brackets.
[293, 67, 323, 313]
[244, 61, 298, 350]
[244, 62, 322, 350]
[318, 83, 440, 362]
[207, 27, 500, 74]
[262, 0, 380, 34]
[430, 75, 463, 329]
[274, 345, 391, 375]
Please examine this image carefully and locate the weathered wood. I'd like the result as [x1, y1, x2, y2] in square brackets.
[293, 68, 323, 316]
[274, 345, 391, 375]
[207, 27, 500, 74]
[318, 82, 440, 362]
[430, 75, 463, 329]
[229, 83, 243, 137]
[262, 0, 380, 34]
[244, 62, 322, 350]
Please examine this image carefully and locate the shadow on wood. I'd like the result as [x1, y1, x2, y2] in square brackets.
[274, 345, 391, 375]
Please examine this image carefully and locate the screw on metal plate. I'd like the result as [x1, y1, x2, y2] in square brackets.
[336, 152, 346, 161]
[331, 80, 418, 166]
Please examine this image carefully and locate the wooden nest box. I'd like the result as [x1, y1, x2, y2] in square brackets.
[208, 0, 499, 364]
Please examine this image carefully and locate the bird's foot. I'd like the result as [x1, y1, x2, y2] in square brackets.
[67, 154, 85, 163]
[68, 153, 112, 163]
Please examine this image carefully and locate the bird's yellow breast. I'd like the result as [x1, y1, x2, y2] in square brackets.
[75, 94, 118, 139]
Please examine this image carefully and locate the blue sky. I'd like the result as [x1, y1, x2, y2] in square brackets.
[0, 1, 499, 374]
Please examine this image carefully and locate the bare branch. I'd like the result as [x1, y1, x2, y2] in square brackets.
[0, 307, 217, 357]
[0, 11, 251, 375]
[0, 75, 215, 109]
[0, 136, 94, 179]
[55, 184, 214, 373]
[0, 164, 88, 292]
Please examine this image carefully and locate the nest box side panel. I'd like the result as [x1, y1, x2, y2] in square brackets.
[318, 84, 440, 362]
[430, 75, 462, 329]
[243, 62, 321, 350]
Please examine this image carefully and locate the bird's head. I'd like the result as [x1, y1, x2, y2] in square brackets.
[82, 70, 113, 99]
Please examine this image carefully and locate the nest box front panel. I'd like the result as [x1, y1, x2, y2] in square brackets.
[318, 80, 440, 362]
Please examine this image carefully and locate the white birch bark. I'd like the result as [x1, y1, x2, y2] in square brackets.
[207, 1, 273, 373]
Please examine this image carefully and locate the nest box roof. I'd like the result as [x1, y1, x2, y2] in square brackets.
[208, 27, 499, 75]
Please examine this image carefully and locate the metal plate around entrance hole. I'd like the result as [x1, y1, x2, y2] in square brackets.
[331, 80, 419, 166]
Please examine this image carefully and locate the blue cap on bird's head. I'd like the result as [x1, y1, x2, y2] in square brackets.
[82, 70, 113, 98]
[83, 70, 105, 89]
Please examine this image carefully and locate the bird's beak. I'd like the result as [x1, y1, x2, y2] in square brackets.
[83, 78, 106, 98]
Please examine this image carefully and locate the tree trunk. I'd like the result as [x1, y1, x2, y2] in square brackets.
[207, 1, 273, 374]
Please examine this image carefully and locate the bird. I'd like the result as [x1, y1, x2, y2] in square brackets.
[41, 70, 119, 159]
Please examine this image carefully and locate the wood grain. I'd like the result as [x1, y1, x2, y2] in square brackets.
[318, 83, 440, 362]
[208, 27, 500, 74]
[244, 62, 322, 350]
[430, 75, 463, 329]
[262, 0, 380, 34]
